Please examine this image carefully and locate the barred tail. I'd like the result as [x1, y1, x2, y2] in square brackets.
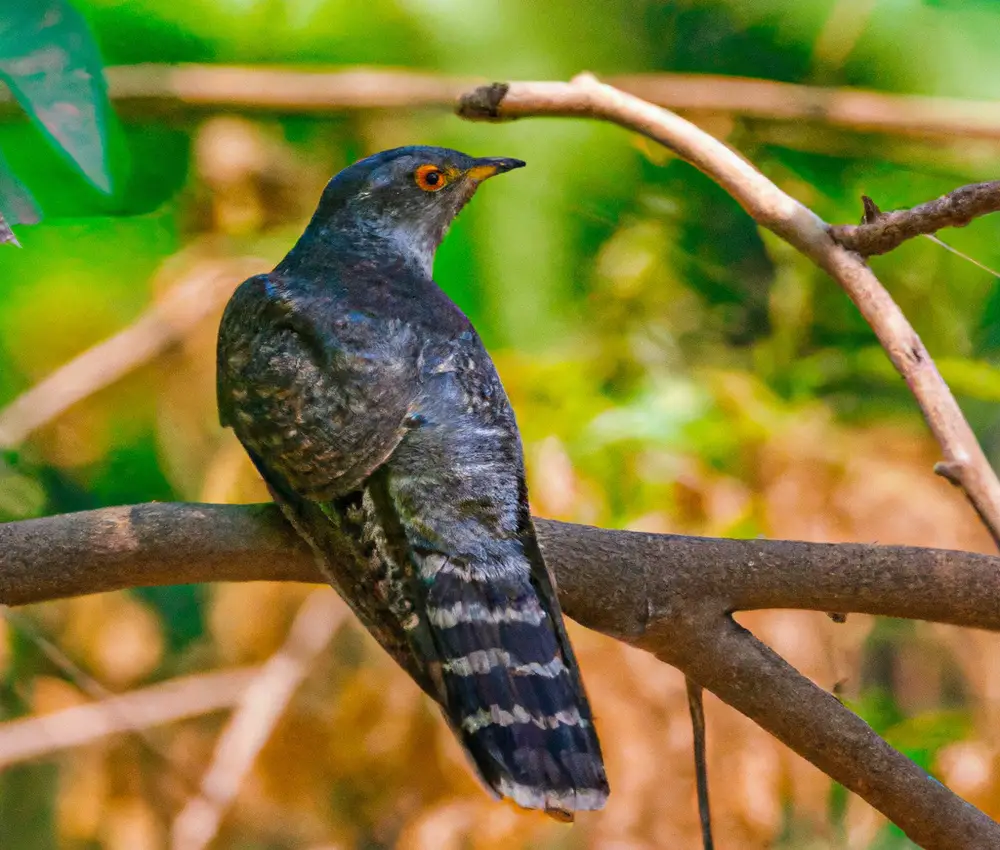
[422, 553, 609, 819]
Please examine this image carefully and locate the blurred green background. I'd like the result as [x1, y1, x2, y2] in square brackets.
[2, 0, 1000, 848]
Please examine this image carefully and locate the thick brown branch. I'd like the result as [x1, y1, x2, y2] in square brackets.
[5, 503, 1000, 630]
[831, 182, 1000, 256]
[458, 75, 1000, 550]
[2, 502, 999, 846]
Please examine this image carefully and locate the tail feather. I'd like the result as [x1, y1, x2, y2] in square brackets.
[425, 560, 609, 817]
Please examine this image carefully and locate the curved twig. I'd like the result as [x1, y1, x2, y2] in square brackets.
[457, 74, 1000, 549]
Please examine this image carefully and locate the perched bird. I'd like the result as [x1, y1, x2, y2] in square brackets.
[216, 146, 609, 819]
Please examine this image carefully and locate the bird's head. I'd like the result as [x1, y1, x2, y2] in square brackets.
[308, 146, 525, 274]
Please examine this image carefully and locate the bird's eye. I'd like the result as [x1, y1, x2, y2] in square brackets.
[415, 164, 447, 192]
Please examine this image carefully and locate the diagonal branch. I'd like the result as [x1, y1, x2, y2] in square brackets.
[0, 666, 258, 769]
[2, 501, 1000, 846]
[670, 618, 998, 849]
[0, 260, 251, 449]
[457, 74, 1000, 549]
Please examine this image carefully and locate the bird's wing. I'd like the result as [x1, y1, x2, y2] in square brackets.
[217, 272, 445, 695]
[217, 273, 417, 499]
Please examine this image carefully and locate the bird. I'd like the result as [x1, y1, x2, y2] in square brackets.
[216, 146, 609, 820]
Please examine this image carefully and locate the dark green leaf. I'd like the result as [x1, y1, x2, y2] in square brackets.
[0, 0, 111, 192]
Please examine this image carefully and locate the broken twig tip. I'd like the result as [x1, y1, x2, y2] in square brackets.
[456, 82, 510, 121]
[861, 195, 883, 225]
[934, 460, 965, 487]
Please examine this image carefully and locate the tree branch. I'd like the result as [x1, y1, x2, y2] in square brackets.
[2, 502, 1000, 846]
[830, 182, 1000, 257]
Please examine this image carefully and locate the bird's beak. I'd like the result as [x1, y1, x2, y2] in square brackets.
[465, 157, 526, 183]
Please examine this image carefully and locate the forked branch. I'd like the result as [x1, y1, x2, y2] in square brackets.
[3, 503, 1000, 846]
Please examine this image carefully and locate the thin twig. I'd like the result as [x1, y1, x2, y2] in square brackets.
[922, 233, 1000, 279]
[831, 182, 1000, 256]
[0, 666, 258, 768]
[457, 74, 1000, 548]
[169, 589, 346, 850]
[685, 677, 713, 850]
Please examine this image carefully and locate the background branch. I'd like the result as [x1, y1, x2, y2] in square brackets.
[170, 590, 346, 850]
[0, 666, 257, 769]
[2, 65, 1000, 144]
[0, 262, 248, 449]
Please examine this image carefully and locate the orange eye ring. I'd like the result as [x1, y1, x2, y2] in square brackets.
[415, 164, 447, 192]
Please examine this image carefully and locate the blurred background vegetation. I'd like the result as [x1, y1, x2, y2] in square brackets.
[2, 0, 1000, 847]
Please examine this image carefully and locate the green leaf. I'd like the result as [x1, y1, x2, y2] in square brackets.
[0, 0, 111, 192]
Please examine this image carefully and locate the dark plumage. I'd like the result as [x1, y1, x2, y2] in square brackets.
[216, 146, 609, 818]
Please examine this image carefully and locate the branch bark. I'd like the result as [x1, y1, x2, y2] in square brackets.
[3, 502, 1000, 847]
